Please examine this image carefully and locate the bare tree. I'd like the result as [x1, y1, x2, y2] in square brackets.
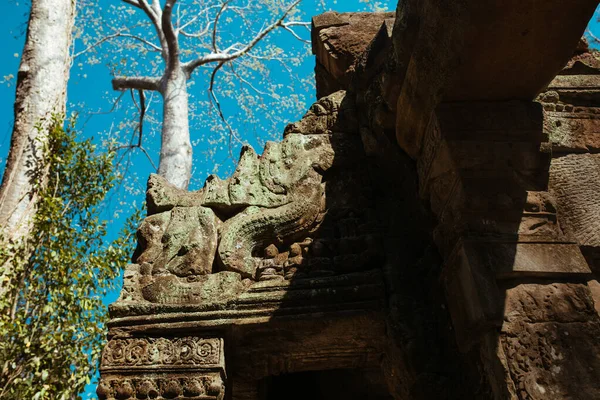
[108, 0, 306, 189]
[0, 0, 76, 293]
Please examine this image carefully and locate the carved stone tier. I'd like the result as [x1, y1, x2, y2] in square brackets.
[109, 270, 385, 325]
[97, 337, 226, 400]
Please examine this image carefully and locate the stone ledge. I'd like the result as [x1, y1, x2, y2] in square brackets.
[108, 270, 386, 323]
[446, 239, 591, 281]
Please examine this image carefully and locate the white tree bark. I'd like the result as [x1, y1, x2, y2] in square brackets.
[158, 68, 192, 189]
[0, 0, 75, 290]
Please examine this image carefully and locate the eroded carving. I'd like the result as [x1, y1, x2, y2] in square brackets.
[119, 90, 382, 305]
[97, 373, 224, 400]
[101, 337, 222, 368]
[99, 337, 226, 400]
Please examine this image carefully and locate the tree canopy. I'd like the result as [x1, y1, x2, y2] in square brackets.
[0, 118, 140, 399]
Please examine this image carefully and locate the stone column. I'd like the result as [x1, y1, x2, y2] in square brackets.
[541, 45, 600, 314]
[97, 336, 226, 400]
[418, 100, 600, 399]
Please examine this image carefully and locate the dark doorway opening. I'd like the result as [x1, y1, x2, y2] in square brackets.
[262, 369, 393, 400]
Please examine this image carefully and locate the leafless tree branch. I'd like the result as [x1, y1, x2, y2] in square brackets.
[182, 0, 302, 75]
[73, 31, 162, 58]
[212, 1, 230, 52]
[283, 21, 311, 27]
[114, 88, 157, 170]
[227, 62, 268, 96]
[208, 62, 243, 159]
[137, 89, 146, 144]
[127, 0, 169, 59]
[281, 22, 310, 44]
[112, 76, 161, 91]
[112, 89, 157, 172]
[81, 91, 126, 131]
[178, 15, 199, 31]
[114, 144, 158, 171]
[122, 0, 142, 8]
[162, 0, 181, 71]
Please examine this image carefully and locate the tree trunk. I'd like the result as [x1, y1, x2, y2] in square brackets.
[0, 0, 75, 288]
[158, 68, 192, 190]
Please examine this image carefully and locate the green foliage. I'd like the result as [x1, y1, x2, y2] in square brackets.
[0, 119, 141, 399]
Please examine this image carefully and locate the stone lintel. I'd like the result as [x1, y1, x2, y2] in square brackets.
[544, 110, 600, 154]
[548, 74, 600, 89]
[109, 270, 386, 323]
[229, 313, 386, 381]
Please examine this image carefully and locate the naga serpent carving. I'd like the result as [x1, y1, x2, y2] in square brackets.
[123, 91, 351, 303]
[218, 171, 326, 278]
[217, 134, 331, 278]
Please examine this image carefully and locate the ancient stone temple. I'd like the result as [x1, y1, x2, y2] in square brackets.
[97, 1, 600, 399]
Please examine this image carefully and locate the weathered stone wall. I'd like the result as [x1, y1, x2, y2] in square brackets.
[98, 2, 600, 399]
[313, 3, 600, 399]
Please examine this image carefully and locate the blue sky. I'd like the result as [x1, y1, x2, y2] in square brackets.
[0, 1, 599, 398]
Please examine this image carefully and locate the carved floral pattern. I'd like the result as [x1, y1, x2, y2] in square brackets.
[101, 337, 221, 368]
[97, 373, 224, 400]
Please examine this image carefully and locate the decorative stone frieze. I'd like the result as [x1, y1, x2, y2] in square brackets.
[97, 373, 225, 400]
[101, 337, 223, 369]
[98, 337, 225, 400]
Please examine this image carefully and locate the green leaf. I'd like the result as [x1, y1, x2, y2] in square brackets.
[0, 117, 141, 398]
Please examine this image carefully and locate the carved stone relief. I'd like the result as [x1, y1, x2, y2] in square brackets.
[101, 337, 222, 368]
[98, 337, 225, 400]
[97, 373, 224, 400]
[117, 90, 383, 306]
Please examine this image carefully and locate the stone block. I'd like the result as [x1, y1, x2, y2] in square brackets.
[432, 182, 565, 254]
[560, 49, 600, 75]
[312, 12, 395, 98]
[500, 319, 600, 400]
[393, 0, 467, 159]
[501, 282, 598, 324]
[141, 271, 245, 305]
[98, 336, 226, 400]
[443, 239, 591, 351]
[437, 101, 545, 140]
[587, 279, 600, 316]
[419, 101, 548, 200]
[392, 0, 596, 156]
[467, 241, 590, 280]
[427, 141, 551, 181]
[428, 172, 556, 254]
[550, 153, 600, 248]
[544, 111, 600, 153]
[444, 0, 599, 101]
[443, 241, 504, 351]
